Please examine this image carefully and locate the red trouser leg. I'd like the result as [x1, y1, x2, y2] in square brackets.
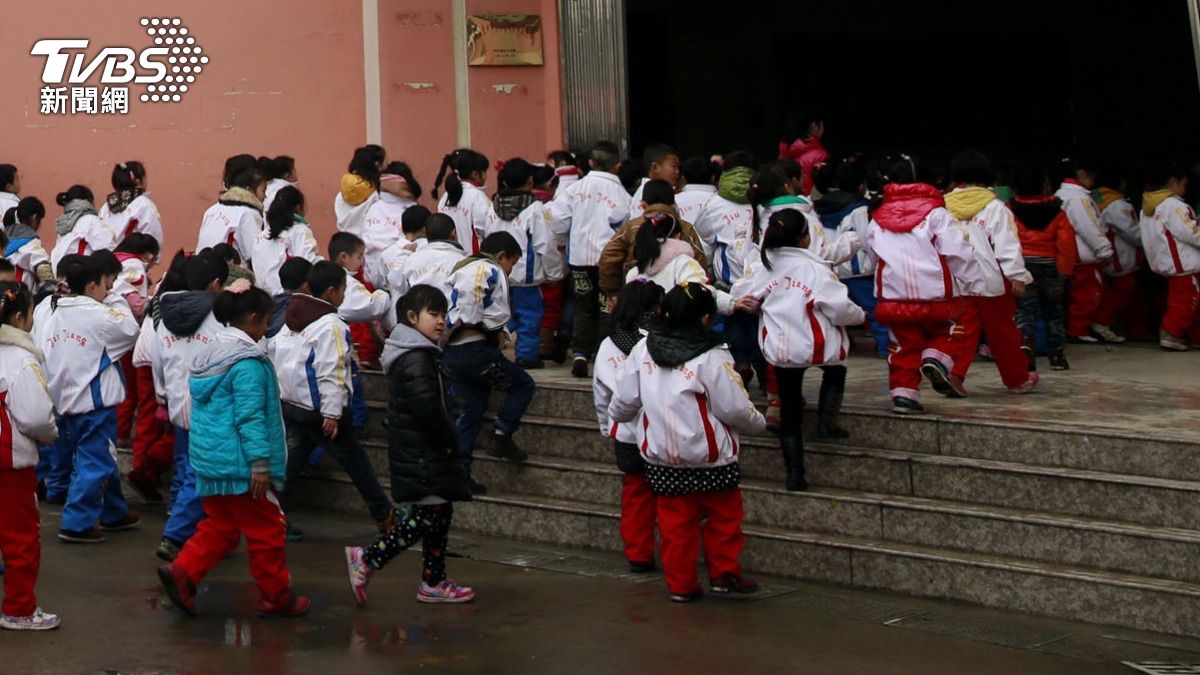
[764, 364, 779, 399]
[655, 494, 703, 595]
[174, 495, 242, 587]
[1067, 264, 1104, 337]
[949, 299, 983, 381]
[1163, 274, 1200, 340]
[620, 473, 657, 564]
[698, 488, 745, 580]
[1095, 273, 1137, 328]
[132, 366, 173, 481]
[116, 354, 137, 441]
[976, 293, 1030, 388]
[350, 322, 381, 365]
[887, 322, 924, 400]
[234, 492, 291, 606]
[540, 281, 563, 329]
[0, 469, 41, 617]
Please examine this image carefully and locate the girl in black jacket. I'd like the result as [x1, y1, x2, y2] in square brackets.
[344, 285, 475, 605]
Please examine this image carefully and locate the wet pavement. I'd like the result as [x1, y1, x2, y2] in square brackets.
[7, 507, 1200, 674]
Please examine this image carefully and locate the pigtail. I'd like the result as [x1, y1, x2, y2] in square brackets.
[432, 152, 454, 202]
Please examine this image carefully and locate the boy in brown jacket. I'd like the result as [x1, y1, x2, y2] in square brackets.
[598, 179, 707, 299]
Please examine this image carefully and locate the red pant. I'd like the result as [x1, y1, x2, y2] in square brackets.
[886, 320, 959, 401]
[1095, 273, 1137, 329]
[0, 469, 40, 617]
[117, 354, 137, 441]
[1067, 263, 1104, 337]
[1163, 274, 1200, 342]
[950, 294, 1028, 388]
[173, 492, 291, 605]
[541, 280, 566, 329]
[130, 365, 174, 481]
[655, 488, 744, 595]
[620, 473, 657, 564]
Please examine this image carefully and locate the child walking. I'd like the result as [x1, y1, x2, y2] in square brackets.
[1140, 164, 1200, 351]
[3, 197, 53, 291]
[158, 282, 309, 618]
[1011, 167, 1076, 370]
[609, 283, 766, 602]
[0, 282, 61, 630]
[593, 280, 664, 573]
[434, 149, 495, 254]
[253, 186, 324, 297]
[1055, 158, 1114, 343]
[344, 285, 476, 605]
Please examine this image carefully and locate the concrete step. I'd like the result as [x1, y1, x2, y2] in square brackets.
[360, 371, 1200, 484]
[291, 473, 1200, 638]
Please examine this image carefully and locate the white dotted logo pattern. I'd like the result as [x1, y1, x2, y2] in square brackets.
[138, 17, 206, 103]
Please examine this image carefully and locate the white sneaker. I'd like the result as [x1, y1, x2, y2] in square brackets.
[1090, 323, 1125, 344]
[0, 608, 61, 631]
[1161, 331, 1189, 352]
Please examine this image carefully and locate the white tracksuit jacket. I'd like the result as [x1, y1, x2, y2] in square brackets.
[438, 182, 495, 255]
[625, 242, 735, 315]
[449, 257, 511, 331]
[700, 196, 755, 288]
[1055, 182, 1112, 265]
[0, 326, 59, 470]
[339, 269, 391, 323]
[262, 178, 295, 214]
[867, 208, 985, 302]
[40, 294, 139, 415]
[945, 193, 1031, 297]
[251, 223, 323, 297]
[363, 193, 417, 288]
[334, 190, 378, 239]
[51, 213, 118, 273]
[152, 297, 224, 430]
[1141, 194, 1200, 277]
[593, 334, 642, 444]
[492, 201, 564, 287]
[196, 201, 264, 263]
[676, 184, 717, 259]
[111, 255, 150, 320]
[6, 238, 50, 290]
[1101, 198, 1141, 277]
[99, 193, 164, 244]
[608, 341, 766, 469]
[548, 171, 631, 267]
[760, 198, 862, 267]
[399, 240, 465, 300]
[271, 306, 353, 419]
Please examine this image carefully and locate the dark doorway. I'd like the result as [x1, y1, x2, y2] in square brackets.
[626, 0, 1200, 168]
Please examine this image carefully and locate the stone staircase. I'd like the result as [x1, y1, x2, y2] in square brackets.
[291, 368, 1200, 638]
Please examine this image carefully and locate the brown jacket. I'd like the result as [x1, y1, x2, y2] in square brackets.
[598, 203, 708, 294]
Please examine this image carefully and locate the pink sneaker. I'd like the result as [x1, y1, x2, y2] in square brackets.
[344, 546, 374, 606]
[1008, 372, 1040, 395]
[417, 580, 476, 604]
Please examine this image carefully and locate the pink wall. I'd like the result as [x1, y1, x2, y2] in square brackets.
[0, 0, 564, 259]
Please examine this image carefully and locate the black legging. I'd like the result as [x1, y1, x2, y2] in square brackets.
[775, 365, 848, 436]
[362, 503, 453, 586]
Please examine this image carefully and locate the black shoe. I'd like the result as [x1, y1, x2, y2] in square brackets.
[1020, 345, 1037, 373]
[1049, 351, 1070, 371]
[551, 334, 570, 364]
[710, 573, 760, 594]
[468, 478, 488, 495]
[156, 537, 181, 562]
[285, 522, 305, 542]
[628, 560, 656, 574]
[570, 356, 589, 378]
[58, 527, 106, 544]
[100, 513, 141, 531]
[36, 481, 46, 502]
[488, 433, 528, 462]
[780, 435, 808, 492]
[921, 358, 966, 398]
[892, 397, 925, 415]
[815, 369, 849, 440]
[517, 358, 545, 370]
[670, 589, 703, 603]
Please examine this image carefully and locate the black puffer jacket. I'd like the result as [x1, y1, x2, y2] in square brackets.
[380, 324, 471, 503]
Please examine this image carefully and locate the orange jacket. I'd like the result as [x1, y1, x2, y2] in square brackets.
[1012, 195, 1076, 276]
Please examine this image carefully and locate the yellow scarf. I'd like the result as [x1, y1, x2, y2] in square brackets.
[340, 173, 375, 206]
[1096, 187, 1124, 213]
[1142, 189, 1174, 217]
[944, 186, 996, 221]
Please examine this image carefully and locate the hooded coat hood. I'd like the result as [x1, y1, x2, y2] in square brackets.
[1143, 189, 1175, 217]
[159, 291, 216, 337]
[717, 167, 753, 204]
[189, 335, 266, 396]
[646, 325, 722, 367]
[640, 238, 694, 278]
[0, 323, 43, 361]
[874, 183, 945, 233]
[266, 291, 292, 339]
[493, 190, 536, 221]
[944, 186, 996, 221]
[1010, 195, 1062, 231]
[381, 323, 437, 373]
[1097, 187, 1124, 212]
[451, 251, 498, 275]
[55, 199, 99, 236]
[814, 190, 868, 231]
[3, 223, 37, 256]
[218, 186, 264, 211]
[284, 293, 337, 332]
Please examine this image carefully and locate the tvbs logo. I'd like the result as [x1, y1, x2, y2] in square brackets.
[32, 17, 207, 114]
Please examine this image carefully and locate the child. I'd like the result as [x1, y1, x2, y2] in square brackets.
[676, 157, 719, 256]
[627, 144, 681, 220]
[866, 157, 983, 414]
[253, 186, 324, 296]
[943, 150, 1038, 395]
[0, 259, 14, 283]
[50, 185, 117, 271]
[272, 261, 394, 534]
[111, 234, 159, 448]
[0, 282, 61, 630]
[599, 180, 707, 301]
[330, 231, 391, 368]
[267, 258, 312, 340]
[548, 141, 633, 377]
[152, 250, 228, 559]
[40, 254, 141, 542]
[157, 282, 309, 618]
[608, 283, 766, 602]
[779, 113, 828, 196]
[3, 197, 53, 290]
[749, 166, 859, 268]
[1094, 167, 1141, 343]
[344, 285, 475, 605]
[98, 162, 164, 245]
[593, 280, 664, 573]
[1140, 164, 1200, 350]
[1012, 167, 1076, 371]
[433, 149, 495, 255]
[196, 165, 266, 263]
[627, 211, 735, 314]
[379, 205, 431, 302]
[1055, 158, 1114, 343]
[0, 164, 19, 219]
[335, 144, 388, 237]
[398, 214, 466, 300]
[736, 210, 865, 490]
[363, 162, 421, 289]
[489, 158, 563, 369]
[259, 155, 298, 213]
[443, 232, 532, 494]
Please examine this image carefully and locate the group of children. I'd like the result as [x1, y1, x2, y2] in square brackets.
[0, 128, 1198, 626]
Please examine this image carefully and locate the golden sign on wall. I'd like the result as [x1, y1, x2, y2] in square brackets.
[466, 14, 544, 66]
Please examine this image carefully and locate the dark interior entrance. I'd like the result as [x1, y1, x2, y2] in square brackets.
[627, 0, 1200, 168]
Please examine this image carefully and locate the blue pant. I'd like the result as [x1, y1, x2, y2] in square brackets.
[162, 426, 204, 545]
[725, 311, 764, 369]
[60, 408, 129, 532]
[38, 426, 74, 501]
[350, 363, 368, 430]
[845, 277, 889, 357]
[443, 340, 535, 474]
[508, 286, 546, 363]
